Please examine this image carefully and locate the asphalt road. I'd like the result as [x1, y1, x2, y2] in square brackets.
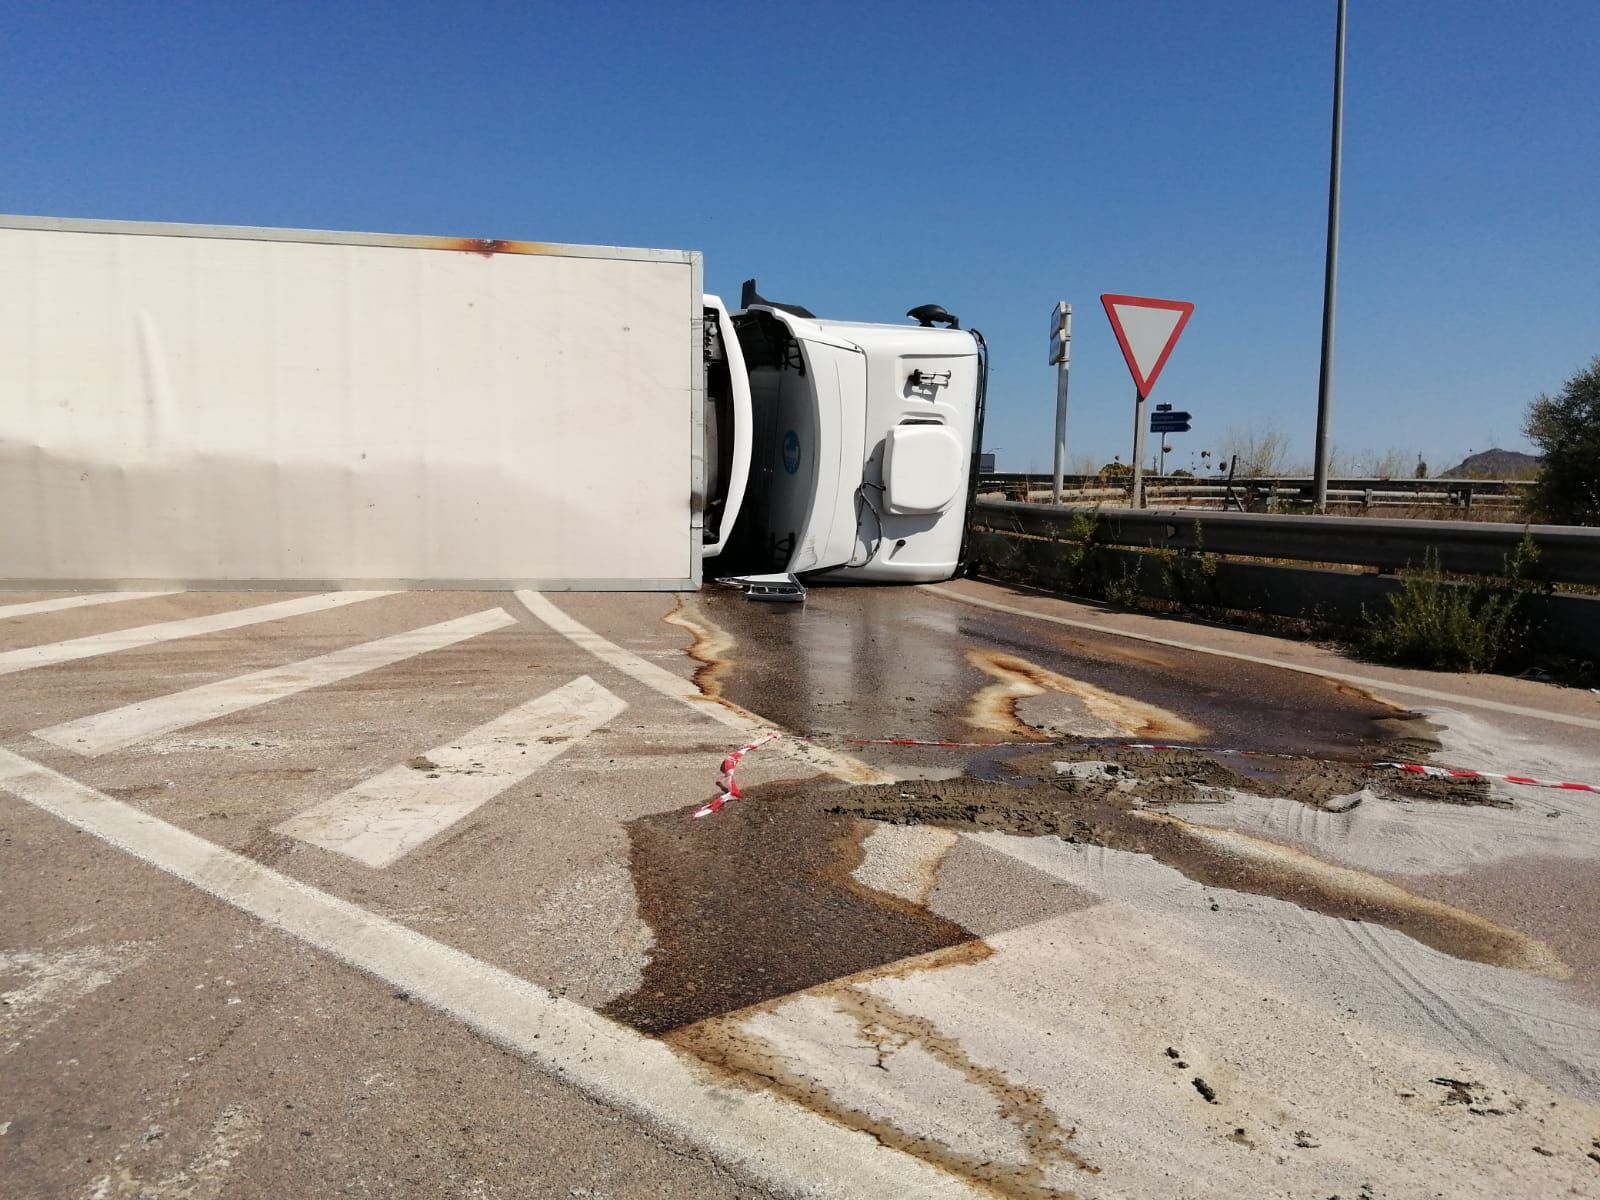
[4, 581, 1599, 1199]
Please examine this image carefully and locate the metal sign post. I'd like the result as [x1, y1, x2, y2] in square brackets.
[1151, 403, 1192, 477]
[1100, 294, 1195, 509]
[1130, 388, 1148, 508]
[1049, 302, 1072, 505]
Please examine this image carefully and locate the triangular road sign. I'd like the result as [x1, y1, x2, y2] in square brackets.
[1100, 293, 1194, 398]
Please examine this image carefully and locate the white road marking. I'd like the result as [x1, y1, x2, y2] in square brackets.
[0, 748, 979, 1200]
[275, 676, 627, 867]
[514, 590, 894, 784]
[927, 585, 1600, 732]
[0, 592, 174, 621]
[33, 609, 517, 757]
[0, 591, 394, 678]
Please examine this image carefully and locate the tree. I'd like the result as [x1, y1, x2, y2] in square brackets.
[1524, 356, 1600, 526]
[1368, 448, 1414, 480]
[1217, 425, 1289, 477]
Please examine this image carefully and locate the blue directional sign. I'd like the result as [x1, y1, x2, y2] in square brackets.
[1150, 410, 1192, 433]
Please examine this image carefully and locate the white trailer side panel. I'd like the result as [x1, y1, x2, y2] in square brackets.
[0, 218, 703, 589]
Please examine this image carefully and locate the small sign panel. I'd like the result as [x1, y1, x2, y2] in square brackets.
[1150, 411, 1192, 433]
[1100, 294, 1194, 398]
[1047, 301, 1072, 365]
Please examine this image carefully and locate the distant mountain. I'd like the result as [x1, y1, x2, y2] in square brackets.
[1438, 448, 1541, 479]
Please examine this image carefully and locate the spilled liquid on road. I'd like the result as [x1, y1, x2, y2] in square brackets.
[619, 586, 1576, 1197]
[820, 763, 1565, 978]
[602, 799, 981, 1035]
[964, 648, 1206, 742]
[608, 751, 1555, 1055]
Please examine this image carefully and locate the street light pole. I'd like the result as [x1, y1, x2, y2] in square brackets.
[1313, 0, 1346, 513]
[1050, 302, 1072, 505]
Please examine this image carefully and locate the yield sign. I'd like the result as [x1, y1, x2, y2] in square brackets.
[1100, 293, 1194, 398]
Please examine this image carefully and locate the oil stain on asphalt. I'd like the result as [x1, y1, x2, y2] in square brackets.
[670, 964, 1100, 1200]
[609, 747, 1560, 1042]
[820, 767, 1566, 978]
[602, 797, 982, 1035]
[617, 591, 1536, 1040]
[690, 584, 1426, 757]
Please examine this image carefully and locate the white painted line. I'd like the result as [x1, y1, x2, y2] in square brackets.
[514, 592, 743, 720]
[0, 592, 175, 621]
[514, 591, 893, 785]
[926, 585, 1600, 733]
[276, 676, 627, 867]
[34, 609, 517, 757]
[0, 748, 979, 1200]
[0, 591, 395, 677]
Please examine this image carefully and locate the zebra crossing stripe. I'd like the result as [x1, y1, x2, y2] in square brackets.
[0, 591, 394, 677]
[0, 746, 981, 1199]
[275, 676, 626, 867]
[32, 609, 516, 756]
[0, 592, 175, 621]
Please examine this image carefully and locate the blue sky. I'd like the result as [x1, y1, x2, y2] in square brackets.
[4, 1, 1596, 473]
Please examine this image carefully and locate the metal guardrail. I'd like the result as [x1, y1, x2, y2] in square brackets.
[978, 473, 1530, 511]
[972, 500, 1600, 585]
[979, 473, 1532, 496]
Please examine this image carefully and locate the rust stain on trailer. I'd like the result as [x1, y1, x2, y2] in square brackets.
[427, 236, 561, 257]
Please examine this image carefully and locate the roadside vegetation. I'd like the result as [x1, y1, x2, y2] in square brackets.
[1357, 538, 1539, 672]
[971, 510, 1585, 678]
[979, 358, 1600, 675]
[1524, 355, 1600, 526]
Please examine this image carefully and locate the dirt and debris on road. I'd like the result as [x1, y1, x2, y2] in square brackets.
[607, 741, 1567, 1041]
[816, 771, 1564, 977]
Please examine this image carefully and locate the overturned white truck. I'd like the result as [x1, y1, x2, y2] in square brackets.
[0, 215, 986, 590]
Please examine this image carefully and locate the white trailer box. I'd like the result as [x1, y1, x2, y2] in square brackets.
[0, 216, 705, 589]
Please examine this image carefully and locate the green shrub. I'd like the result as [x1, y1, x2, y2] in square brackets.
[1102, 561, 1143, 608]
[1048, 510, 1105, 592]
[1359, 538, 1537, 672]
[1158, 522, 1219, 606]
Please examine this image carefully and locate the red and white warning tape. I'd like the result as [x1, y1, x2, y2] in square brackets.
[1367, 761, 1600, 795]
[849, 736, 1316, 760]
[694, 731, 781, 818]
[841, 736, 1600, 797]
[1129, 742, 1600, 794]
[693, 733, 1598, 815]
[849, 737, 1038, 748]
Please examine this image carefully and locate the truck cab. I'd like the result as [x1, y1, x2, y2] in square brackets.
[704, 286, 986, 584]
